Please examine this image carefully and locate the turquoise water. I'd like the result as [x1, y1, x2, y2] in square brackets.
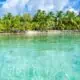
[0, 33, 80, 80]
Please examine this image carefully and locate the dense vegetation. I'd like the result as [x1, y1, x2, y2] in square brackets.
[0, 10, 80, 33]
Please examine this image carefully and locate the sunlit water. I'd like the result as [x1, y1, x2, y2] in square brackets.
[0, 32, 80, 80]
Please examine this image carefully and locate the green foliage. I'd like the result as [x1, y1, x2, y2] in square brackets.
[0, 10, 80, 33]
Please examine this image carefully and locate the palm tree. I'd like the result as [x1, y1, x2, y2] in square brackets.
[46, 12, 55, 30]
[55, 11, 64, 30]
[64, 11, 77, 30]
[33, 10, 47, 31]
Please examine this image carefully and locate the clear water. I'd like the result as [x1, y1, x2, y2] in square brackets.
[0, 32, 80, 80]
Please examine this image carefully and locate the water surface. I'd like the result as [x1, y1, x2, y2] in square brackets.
[0, 32, 80, 80]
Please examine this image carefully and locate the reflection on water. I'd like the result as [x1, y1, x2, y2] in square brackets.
[55, 72, 69, 80]
[0, 33, 80, 80]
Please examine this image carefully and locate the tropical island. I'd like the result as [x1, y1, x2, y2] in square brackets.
[0, 10, 80, 33]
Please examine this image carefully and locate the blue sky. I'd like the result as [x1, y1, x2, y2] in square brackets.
[0, 0, 80, 16]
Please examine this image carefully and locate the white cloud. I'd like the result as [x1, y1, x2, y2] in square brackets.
[2, 0, 29, 8]
[27, 0, 69, 12]
[1, 0, 29, 15]
[0, 0, 78, 15]
[27, 0, 54, 12]
[66, 7, 79, 15]
[53, 0, 69, 11]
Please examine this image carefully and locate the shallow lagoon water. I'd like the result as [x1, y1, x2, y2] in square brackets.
[0, 32, 80, 80]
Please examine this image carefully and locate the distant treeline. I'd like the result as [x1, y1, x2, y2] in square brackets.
[0, 10, 80, 32]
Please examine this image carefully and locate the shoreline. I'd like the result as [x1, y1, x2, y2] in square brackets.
[0, 30, 79, 35]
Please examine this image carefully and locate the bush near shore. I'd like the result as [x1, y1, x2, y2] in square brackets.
[0, 10, 80, 33]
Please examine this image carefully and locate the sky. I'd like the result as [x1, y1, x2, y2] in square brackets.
[0, 0, 80, 16]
